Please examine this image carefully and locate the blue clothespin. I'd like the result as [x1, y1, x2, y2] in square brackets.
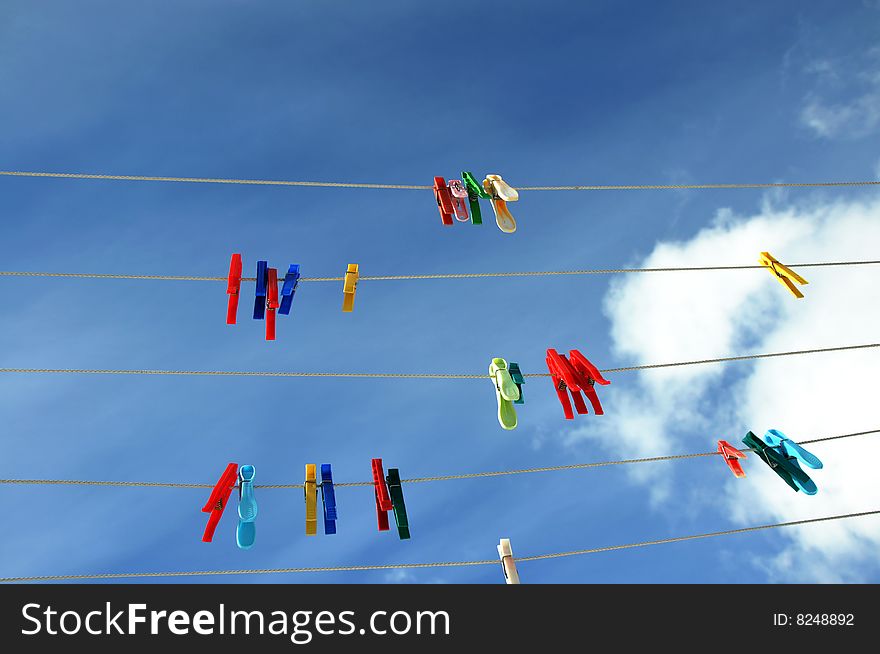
[320, 464, 337, 535]
[279, 264, 301, 316]
[253, 261, 268, 320]
[763, 429, 824, 470]
[509, 362, 525, 405]
[742, 431, 819, 495]
[236, 465, 258, 549]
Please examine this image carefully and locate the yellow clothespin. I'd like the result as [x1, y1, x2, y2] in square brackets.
[305, 464, 317, 536]
[342, 263, 359, 312]
[758, 251, 808, 299]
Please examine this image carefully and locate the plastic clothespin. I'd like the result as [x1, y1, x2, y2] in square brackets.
[497, 538, 521, 584]
[320, 464, 337, 535]
[342, 263, 359, 312]
[385, 468, 410, 540]
[483, 174, 518, 234]
[305, 464, 318, 536]
[226, 254, 243, 325]
[546, 348, 610, 419]
[742, 431, 818, 495]
[201, 463, 238, 543]
[265, 267, 279, 341]
[763, 429, 823, 471]
[447, 179, 470, 222]
[508, 362, 525, 405]
[717, 440, 747, 478]
[279, 264, 301, 315]
[371, 458, 393, 531]
[236, 465, 258, 549]
[253, 260, 268, 320]
[433, 176, 455, 226]
[462, 171, 490, 226]
[759, 251, 808, 299]
[489, 357, 520, 430]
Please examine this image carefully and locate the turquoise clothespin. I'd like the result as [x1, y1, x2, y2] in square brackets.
[236, 465, 258, 549]
[509, 362, 525, 405]
[763, 429, 823, 470]
[742, 431, 817, 495]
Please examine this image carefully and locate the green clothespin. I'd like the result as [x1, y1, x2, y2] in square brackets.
[509, 362, 525, 405]
[386, 468, 410, 540]
[462, 171, 490, 226]
[742, 431, 817, 494]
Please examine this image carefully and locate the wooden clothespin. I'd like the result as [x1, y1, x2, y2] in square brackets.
[717, 440, 747, 478]
[759, 251, 808, 298]
[305, 464, 318, 536]
[497, 538, 521, 584]
[201, 463, 238, 543]
[226, 254, 243, 324]
[483, 174, 518, 234]
[236, 465, 258, 549]
[342, 263, 359, 312]
[265, 267, 279, 341]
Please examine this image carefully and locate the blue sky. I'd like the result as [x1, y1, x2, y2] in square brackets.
[1, 0, 879, 584]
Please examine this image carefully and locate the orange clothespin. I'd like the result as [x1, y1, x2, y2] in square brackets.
[342, 263, 359, 312]
[759, 251, 808, 298]
[305, 464, 318, 536]
[717, 440, 747, 478]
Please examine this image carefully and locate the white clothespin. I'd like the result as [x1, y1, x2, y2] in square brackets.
[497, 538, 521, 584]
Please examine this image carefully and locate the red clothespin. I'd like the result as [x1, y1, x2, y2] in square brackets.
[433, 176, 455, 226]
[201, 463, 238, 542]
[569, 349, 611, 414]
[371, 458, 393, 531]
[265, 267, 279, 341]
[226, 254, 243, 325]
[717, 440, 747, 478]
[546, 348, 610, 419]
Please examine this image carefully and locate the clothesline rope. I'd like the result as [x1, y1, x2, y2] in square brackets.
[0, 429, 873, 490]
[0, 342, 876, 379]
[1, 509, 875, 583]
[2, 169, 880, 191]
[1, 259, 878, 283]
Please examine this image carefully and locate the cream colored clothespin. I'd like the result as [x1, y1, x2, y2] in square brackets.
[342, 263, 359, 312]
[483, 174, 518, 234]
[758, 251, 808, 298]
[497, 538, 521, 584]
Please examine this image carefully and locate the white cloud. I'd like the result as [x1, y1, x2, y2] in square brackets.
[801, 92, 880, 138]
[579, 192, 880, 581]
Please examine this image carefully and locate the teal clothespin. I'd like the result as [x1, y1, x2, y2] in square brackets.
[386, 468, 410, 540]
[462, 171, 490, 226]
[236, 465, 258, 548]
[742, 431, 817, 495]
[509, 362, 525, 405]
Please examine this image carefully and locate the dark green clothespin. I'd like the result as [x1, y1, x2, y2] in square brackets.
[509, 362, 525, 405]
[742, 431, 815, 493]
[462, 171, 490, 226]
[386, 468, 410, 540]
